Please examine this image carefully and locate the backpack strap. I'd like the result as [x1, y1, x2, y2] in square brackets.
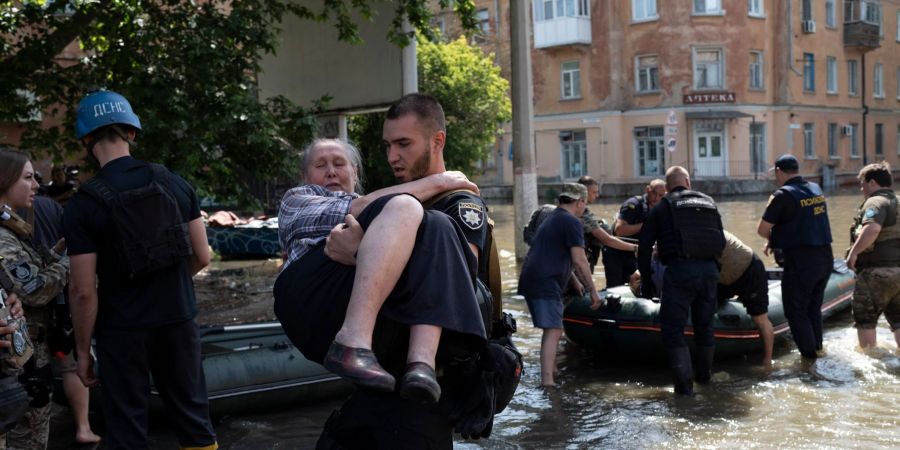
[423, 189, 503, 321]
[79, 177, 118, 208]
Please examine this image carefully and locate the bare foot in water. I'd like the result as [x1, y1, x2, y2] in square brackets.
[75, 428, 101, 446]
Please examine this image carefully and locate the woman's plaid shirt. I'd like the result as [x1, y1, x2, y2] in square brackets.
[278, 184, 357, 266]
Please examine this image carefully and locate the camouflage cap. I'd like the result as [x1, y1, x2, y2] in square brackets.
[559, 182, 588, 201]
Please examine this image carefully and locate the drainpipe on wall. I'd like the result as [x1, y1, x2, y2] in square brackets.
[788, 0, 802, 76]
[862, 52, 868, 165]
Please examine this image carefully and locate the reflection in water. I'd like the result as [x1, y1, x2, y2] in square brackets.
[88, 190, 898, 449]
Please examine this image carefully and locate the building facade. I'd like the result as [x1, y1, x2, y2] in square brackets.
[442, 0, 900, 190]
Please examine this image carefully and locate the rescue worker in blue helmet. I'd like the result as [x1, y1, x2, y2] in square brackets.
[64, 90, 219, 450]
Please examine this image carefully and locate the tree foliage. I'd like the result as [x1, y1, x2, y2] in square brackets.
[0, 0, 474, 206]
[351, 36, 510, 192]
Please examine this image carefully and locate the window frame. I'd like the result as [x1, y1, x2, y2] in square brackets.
[873, 63, 884, 98]
[633, 126, 666, 177]
[803, 53, 815, 92]
[561, 60, 582, 100]
[560, 130, 588, 179]
[827, 123, 838, 158]
[848, 59, 859, 96]
[749, 50, 764, 90]
[635, 54, 660, 93]
[693, 47, 725, 90]
[826, 56, 838, 93]
[875, 123, 884, 156]
[632, 0, 658, 21]
[475, 8, 490, 34]
[748, 0, 764, 17]
[849, 123, 860, 158]
[692, 0, 723, 15]
[825, 0, 836, 28]
[749, 122, 767, 173]
[803, 122, 816, 159]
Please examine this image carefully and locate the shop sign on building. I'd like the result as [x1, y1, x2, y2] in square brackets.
[683, 92, 736, 104]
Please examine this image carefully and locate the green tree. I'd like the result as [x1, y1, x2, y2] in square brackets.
[351, 36, 510, 192]
[0, 0, 475, 207]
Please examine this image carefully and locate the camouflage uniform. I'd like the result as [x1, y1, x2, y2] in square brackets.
[850, 189, 900, 331]
[0, 215, 69, 450]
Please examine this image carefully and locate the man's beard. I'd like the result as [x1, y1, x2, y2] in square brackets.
[397, 143, 432, 182]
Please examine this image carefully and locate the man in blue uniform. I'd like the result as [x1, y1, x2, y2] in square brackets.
[606, 179, 666, 287]
[639, 166, 725, 396]
[757, 154, 833, 359]
[64, 91, 217, 449]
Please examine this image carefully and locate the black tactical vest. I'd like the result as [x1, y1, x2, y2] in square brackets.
[657, 189, 725, 263]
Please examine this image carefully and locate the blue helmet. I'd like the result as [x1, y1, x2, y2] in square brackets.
[74, 90, 142, 139]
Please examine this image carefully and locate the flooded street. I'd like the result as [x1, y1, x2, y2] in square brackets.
[50, 189, 900, 449]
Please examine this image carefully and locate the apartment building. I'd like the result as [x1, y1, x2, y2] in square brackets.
[441, 0, 900, 188]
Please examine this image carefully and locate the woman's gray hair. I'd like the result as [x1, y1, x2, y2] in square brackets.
[300, 138, 366, 194]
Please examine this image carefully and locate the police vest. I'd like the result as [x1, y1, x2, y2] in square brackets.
[656, 189, 725, 263]
[851, 190, 900, 268]
[771, 182, 832, 250]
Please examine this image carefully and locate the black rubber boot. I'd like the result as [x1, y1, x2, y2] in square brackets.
[666, 346, 694, 396]
[694, 346, 715, 384]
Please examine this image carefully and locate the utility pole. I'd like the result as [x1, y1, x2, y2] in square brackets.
[510, 0, 538, 261]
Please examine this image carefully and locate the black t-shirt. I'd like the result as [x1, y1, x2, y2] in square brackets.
[617, 194, 651, 237]
[63, 156, 201, 330]
[761, 177, 802, 225]
[429, 191, 489, 282]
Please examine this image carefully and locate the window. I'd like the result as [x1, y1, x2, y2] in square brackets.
[749, 51, 764, 89]
[848, 59, 859, 95]
[825, 0, 836, 27]
[803, 123, 815, 158]
[827, 123, 838, 158]
[850, 123, 859, 157]
[694, 48, 723, 89]
[897, 66, 900, 99]
[535, 0, 589, 20]
[14, 90, 41, 122]
[561, 61, 581, 99]
[803, 53, 815, 92]
[874, 63, 884, 97]
[897, 124, 900, 155]
[636, 55, 659, 92]
[802, 0, 812, 20]
[750, 123, 766, 173]
[560, 130, 587, 179]
[634, 127, 665, 177]
[826, 57, 837, 93]
[748, 0, 763, 17]
[897, 11, 900, 41]
[536, 0, 554, 20]
[875, 123, 884, 155]
[476, 9, 490, 34]
[693, 0, 721, 14]
[632, 0, 657, 21]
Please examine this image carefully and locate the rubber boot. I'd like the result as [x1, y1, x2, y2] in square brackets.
[666, 346, 694, 396]
[694, 346, 715, 384]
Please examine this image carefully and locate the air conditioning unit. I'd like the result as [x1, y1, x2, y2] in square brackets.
[841, 125, 854, 136]
[802, 20, 816, 33]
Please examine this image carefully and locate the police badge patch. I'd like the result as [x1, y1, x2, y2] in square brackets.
[865, 208, 876, 219]
[458, 202, 485, 230]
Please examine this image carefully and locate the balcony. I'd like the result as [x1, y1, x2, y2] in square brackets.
[843, 0, 881, 50]
[534, 16, 592, 49]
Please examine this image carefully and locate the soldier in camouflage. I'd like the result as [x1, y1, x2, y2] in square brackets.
[0, 150, 70, 450]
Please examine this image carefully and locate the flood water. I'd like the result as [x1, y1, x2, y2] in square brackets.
[50, 188, 900, 449]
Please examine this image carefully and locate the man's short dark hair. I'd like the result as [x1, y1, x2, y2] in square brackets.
[577, 175, 599, 187]
[858, 161, 893, 188]
[385, 93, 446, 136]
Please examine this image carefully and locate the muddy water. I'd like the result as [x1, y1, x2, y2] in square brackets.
[50, 189, 900, 449]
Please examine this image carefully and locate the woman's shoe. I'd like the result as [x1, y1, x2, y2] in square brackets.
[323, 341, 396, 392]
[399, 362, 441, 404]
